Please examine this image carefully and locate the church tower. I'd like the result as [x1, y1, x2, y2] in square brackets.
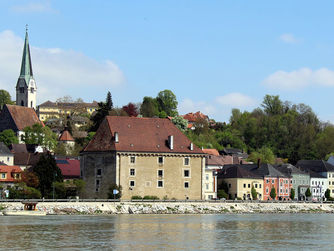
[16, 26, 37, 110]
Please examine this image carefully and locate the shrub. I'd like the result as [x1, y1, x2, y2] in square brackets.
[143, 195, 159, 200]
[217, 189, 228, 199]
[131, 195, 143, 200]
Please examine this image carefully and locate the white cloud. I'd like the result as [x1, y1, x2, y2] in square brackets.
[279, 33, 299, 44]
[178, 98, 216, 116]
[0, 30, 125, 103]
[215, 93, 257, 108]
[11, 1, 55, 13]
[262, 68, 334, 90]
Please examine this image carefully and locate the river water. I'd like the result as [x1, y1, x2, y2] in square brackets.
[0, 214, 333, 250]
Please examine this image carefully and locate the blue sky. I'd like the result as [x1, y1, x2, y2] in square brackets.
[1, 1, 334, 123]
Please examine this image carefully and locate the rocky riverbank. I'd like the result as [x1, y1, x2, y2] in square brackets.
[1, 201, 334, 215]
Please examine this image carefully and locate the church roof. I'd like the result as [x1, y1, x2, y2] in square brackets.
[17, 28, 34, 87]
[0, 105, 42, 132]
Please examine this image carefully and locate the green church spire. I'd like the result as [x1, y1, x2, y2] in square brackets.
[19, 24, 33, 83]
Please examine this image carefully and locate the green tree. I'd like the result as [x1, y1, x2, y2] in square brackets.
[73, 179, 85, 197]
[0, 89, 14, 110]
[270, 187, 276, 200]
[248, 147, 276, 164]
[217, 189, 228, 199]
[140, 96, 159, 117]
[261, 95, 283, 115]
[171, 116, 188, 132]
[156, 90, 178, 117]
[290, 188, 295, 200]
[23, 124, 58, 151]
[251, 186, 257, 200]
[33, 153, 63, 198]
[305, 187, 312, 198]
[107, 184, 122, 199]
[325, 189, 331, 200]
[0, 129, 18, 146]
[90, 92, 113, 131]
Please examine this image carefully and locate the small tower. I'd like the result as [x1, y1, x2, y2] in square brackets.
[16, 25, 37, 110]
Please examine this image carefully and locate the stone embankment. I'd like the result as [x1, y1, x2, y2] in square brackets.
[2, 201, 334, 215]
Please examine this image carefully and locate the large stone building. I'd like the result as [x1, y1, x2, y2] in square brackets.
[80, 116, 205, 200]
[16, 27, 37, 110]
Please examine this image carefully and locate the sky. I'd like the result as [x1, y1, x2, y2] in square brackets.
[1, 1, 334, 123]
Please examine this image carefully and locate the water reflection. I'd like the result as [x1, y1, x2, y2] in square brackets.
[0, 214, 333, 250]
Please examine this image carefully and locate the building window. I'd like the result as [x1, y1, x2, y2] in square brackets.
[280, 189, 282, 193]
[266, 179, 269, 184]
[158, 170, 163, 177]
[184, 170, 190, 177]
[130, 180, 135, 187]
[7, 157, 9, 162]
[285, 189, 288, 193]
[248, 184, 250, 188]
[272, 180, 274, 184]
[243, 184, 246, 188]
[184, 157, 190, 166]
[158, 156, 164, 164]
[206, 184, 209, 190]
[30, 87, 34, 93]
[1, 173, 5, 179]
[228, 184, 231, 188]
[130, 156, 136, 164]
[157, 180, 164, 188]
[312, 181, 314, 185]
[255, 184, 258, 188]
[184, 182, 189, 188]
[322, 181, 324, 185]
[20, 87, 24, 93]
[266, 188, 269, 193]
[259, 184, 262, 188]
[332, 190, 334, 194]
[130, 169, 135, 176]
[206, 174, 209, 180]
[97, 169, 102, 176]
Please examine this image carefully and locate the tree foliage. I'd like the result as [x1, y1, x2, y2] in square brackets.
[290, 188, 295, 200]
[90, 91, 113, 132]
[0, 129, 18, 146]
[0, 89, 14, 110]
[248, 147, 276, 164]
[23, 124, 58, 151]
[171, 116, 188, 132]
[325, 189, 331, 200]
[305, 187, 312, 198]
[156, 90, 178, 117]
[270, 187, 276, 200]
[251, 186, 257, 200]
[122, 102, 139, 117]
[33, 153, 63, 198]
[140, 96, 159, 117]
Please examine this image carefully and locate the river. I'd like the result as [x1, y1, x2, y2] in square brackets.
[0, 214, 333, 250]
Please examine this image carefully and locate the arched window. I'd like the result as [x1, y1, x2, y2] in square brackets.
[21, 100, 24, 106]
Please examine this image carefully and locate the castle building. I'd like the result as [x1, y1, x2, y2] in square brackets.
[16, 27, 37, 110]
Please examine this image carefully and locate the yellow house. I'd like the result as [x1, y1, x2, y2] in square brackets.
[37, 100, 98, 121]
[218, 165, 264, 200]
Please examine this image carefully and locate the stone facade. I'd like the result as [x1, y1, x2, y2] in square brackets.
[81, 151, 205, 200]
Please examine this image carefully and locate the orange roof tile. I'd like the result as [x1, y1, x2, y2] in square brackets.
[59, 130, 74, 141]
[0, 165, 22, 182]
[202, 148, 220, 156]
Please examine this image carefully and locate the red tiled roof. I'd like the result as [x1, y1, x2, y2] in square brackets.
[83, 116, 203, 154]
[5, 105, 42, 131]
[182, 111, 209, 123]
[206, 155, 234, 166]
[202, 148, 220, 156]
[59, 130, 74, 141]
[57, 159, 80, 178]
[0, 165, 22, 182]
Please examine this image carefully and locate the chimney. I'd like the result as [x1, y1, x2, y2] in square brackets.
[257, 158, 261, 168]
[168, 135, 174, 150]
[114, 132, 119, 143]
[190, 143, 193, 151]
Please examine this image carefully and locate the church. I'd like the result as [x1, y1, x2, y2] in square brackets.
[15, 26, 37, 109]
[0, 27, 42, 139]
